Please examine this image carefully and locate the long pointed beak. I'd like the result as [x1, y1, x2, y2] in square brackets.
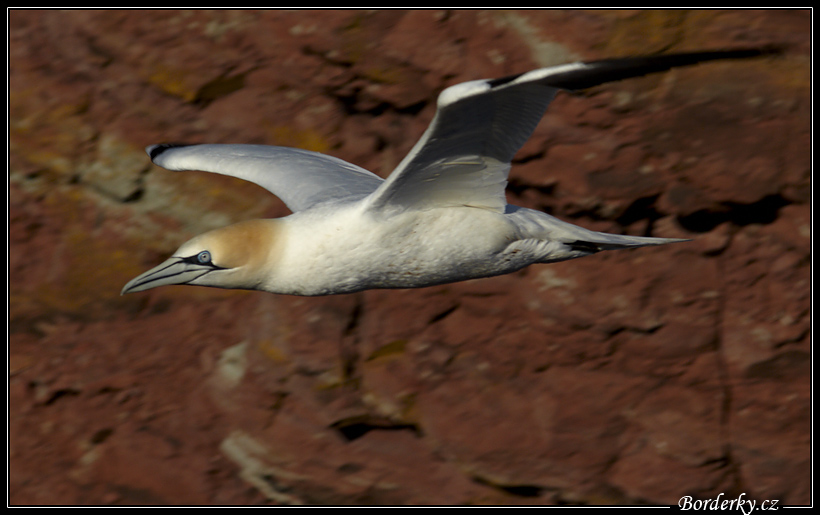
[121, 257, 212, 295]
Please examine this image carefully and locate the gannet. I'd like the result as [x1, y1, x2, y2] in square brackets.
[122, 49, 770, 297]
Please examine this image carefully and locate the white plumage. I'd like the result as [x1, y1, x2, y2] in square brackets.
[122, 48, 769, 296]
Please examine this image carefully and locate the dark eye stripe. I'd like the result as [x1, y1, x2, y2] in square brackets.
[181, 252, 226, 269]
[181, 255, 202, 265]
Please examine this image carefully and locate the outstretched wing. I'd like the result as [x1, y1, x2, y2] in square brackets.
[146, 143, 384, 212]
[363, 48, 772, 215]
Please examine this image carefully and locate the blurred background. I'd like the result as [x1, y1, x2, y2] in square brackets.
[9, 10, 810, 505]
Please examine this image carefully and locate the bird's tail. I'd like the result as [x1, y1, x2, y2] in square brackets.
[507, 206, 689, 262]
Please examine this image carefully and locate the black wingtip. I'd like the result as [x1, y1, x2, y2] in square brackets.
[551, 45, 783, 91]
[487, 72, 527, 89]
[567, 240, 602, 254]
[146, 143, 192, 162]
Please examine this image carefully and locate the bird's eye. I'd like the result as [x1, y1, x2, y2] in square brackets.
[197, 251, 212, 264]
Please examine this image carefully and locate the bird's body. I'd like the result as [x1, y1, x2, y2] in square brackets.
[265, 203, 674, 296]
[122, 48, 772, 297]
[271, 205, 546, 295]
[270, 204, 515, 295]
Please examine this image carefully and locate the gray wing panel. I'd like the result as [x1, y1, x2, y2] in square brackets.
[363, 48, 771, 216]
[363, 79, 560, 215]
[147, 144, 384, 212]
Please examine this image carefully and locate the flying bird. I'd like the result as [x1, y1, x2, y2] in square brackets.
[122, 48, 770, 297]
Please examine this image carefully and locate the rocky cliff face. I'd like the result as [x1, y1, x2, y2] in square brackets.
[9, 10, 810, 505]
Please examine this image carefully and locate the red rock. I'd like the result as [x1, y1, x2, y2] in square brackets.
[9, 9, 810, 506]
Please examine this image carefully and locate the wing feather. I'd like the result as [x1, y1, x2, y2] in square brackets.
[146, 49, 773, 217]
[147, 144, 383, 212]
[364, 48, 773, 215]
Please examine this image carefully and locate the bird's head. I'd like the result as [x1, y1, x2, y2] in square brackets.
[121, 219, 282, 294]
